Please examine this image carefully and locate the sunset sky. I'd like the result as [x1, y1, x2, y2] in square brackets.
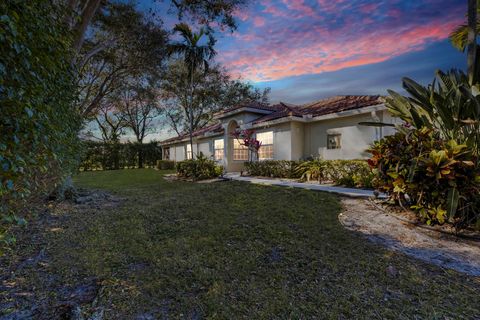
[146, 0, 468, 103]
[136, 0, 467, 139]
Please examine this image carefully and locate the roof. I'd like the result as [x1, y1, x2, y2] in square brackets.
[215, 101, 283, 119]
[160, 122, 224, 145]
[160, 95, 384, 145]
[252, 95, 383, 125]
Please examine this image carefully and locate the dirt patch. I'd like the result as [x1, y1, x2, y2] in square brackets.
[339, 198, 480, 276]
[0, 189, 122, 319]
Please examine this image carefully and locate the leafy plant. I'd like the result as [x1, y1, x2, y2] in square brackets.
[295, 160, 328, 182]
[1, 1, 82, 252]
[368, 128, 480, 228]
[245, 160, 302, 178]
[386, 70, 480, 155]
[176, 152, 222, 180]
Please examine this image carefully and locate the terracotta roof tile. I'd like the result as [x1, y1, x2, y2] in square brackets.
[161, 122, 224, 144]
[252, 95, 384, 125]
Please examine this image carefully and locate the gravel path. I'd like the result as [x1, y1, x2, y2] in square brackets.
[339, 198, 480, 276]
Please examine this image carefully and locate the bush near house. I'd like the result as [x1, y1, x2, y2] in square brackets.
[156, 160, 175, 170]
[368, 128, 480, 228]
[245, 159, 375, 188]
[245, 160, 302, 179]
[176, 153, 223, 180]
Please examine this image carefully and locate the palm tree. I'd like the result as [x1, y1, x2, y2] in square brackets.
[168, 23, 216, 158]
[450, 0, 478, 84]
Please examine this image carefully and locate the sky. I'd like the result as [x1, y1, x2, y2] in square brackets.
[133, 0, 467, 140]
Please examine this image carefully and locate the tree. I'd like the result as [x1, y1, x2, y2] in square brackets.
[76, 2, 167, 117]
[117, 80, 161, 168]
[450, 0, 479, 84]
[161, 61, 270, 136]
[167, 23, 217, 157]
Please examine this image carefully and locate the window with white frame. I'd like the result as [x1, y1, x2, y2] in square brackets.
[327, 134, 341, 149]
[214, 139, 224, 160]
[233, 138, 248, 161]
[257, 131, 274, 160]
[186, 144, 192, 159]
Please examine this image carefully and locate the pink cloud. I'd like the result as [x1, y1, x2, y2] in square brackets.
[253, 16, 266, 27]
[220, 18, 462, 81]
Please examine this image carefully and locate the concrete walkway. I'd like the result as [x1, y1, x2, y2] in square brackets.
[224, 173, 386, 199]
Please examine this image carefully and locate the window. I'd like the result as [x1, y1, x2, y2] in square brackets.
[214, 139, 224, 160]
[186, 144, 192, 159]
[163, 147, 170, 160]
[327, 134, 341, 149]
[257, 131, 274, 160]
[233, 138, 248, 161]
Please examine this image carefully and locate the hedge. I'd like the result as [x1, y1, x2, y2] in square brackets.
[79, 141, 162, 171]
[244, 159, 375, 188]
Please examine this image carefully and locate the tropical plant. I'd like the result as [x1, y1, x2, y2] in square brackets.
[386, 69, 480, 155]
[295, 160, 329, 183]
[168, 23, 216, 157]
[449, 0, 479, 84]
[368, 128, 480, 228]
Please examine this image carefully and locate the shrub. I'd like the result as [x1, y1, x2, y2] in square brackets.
[294, 160, 328, 182]
[157, 160, 175, 170]
[324, 160, 375, 188]
[246, 159, 375, 188]
[368, 128, 480, 228]
[176, 153, 222, 180]
[1, 1, 81, 251]
[245, 160, 302, 178]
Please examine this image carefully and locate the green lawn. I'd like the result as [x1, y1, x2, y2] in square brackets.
[19, 169, 480, 318]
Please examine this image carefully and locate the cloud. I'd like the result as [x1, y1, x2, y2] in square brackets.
[220, 0, 465, 82]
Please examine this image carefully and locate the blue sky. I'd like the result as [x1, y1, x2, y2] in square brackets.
[134, 0, 467, 139]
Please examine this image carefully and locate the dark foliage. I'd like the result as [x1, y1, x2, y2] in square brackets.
[368, 128, 480, 228]
[0, 1, 82, 250]
[80, 141, 162, 171]
[176, 153, 222, 180]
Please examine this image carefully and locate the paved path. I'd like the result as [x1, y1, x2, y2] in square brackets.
[224, 173, 386, 199]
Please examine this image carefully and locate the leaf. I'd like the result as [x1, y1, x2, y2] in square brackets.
[446, 188, 459, 221]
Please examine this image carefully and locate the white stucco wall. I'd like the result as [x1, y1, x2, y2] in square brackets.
[304, 113, 378, 160]
[290, 122, 305, 161]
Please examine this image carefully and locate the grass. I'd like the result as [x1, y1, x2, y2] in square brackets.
[5, 169, 480, 318]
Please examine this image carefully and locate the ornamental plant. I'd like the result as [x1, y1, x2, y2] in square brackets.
[368, 127, 480, 228]
[231, 129, 262, 161]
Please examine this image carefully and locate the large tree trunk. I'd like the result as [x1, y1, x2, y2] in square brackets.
[468, 0, 478, 84]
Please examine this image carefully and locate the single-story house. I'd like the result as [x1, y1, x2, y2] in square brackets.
[159, 95, 399, 172]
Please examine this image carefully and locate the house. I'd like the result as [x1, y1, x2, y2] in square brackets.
[159, 95, 399, 172]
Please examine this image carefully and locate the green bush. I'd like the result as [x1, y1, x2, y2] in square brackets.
[368, 128, 480, 228]
[176, 153, 222, 180]
[79, 141, 162, 170]
[325, 160, 375, 188]
[246, 159, 374, 188]
[156, 160, 175, 170]
[1, 1, 81, 251]
[245, 160, 302, 178]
